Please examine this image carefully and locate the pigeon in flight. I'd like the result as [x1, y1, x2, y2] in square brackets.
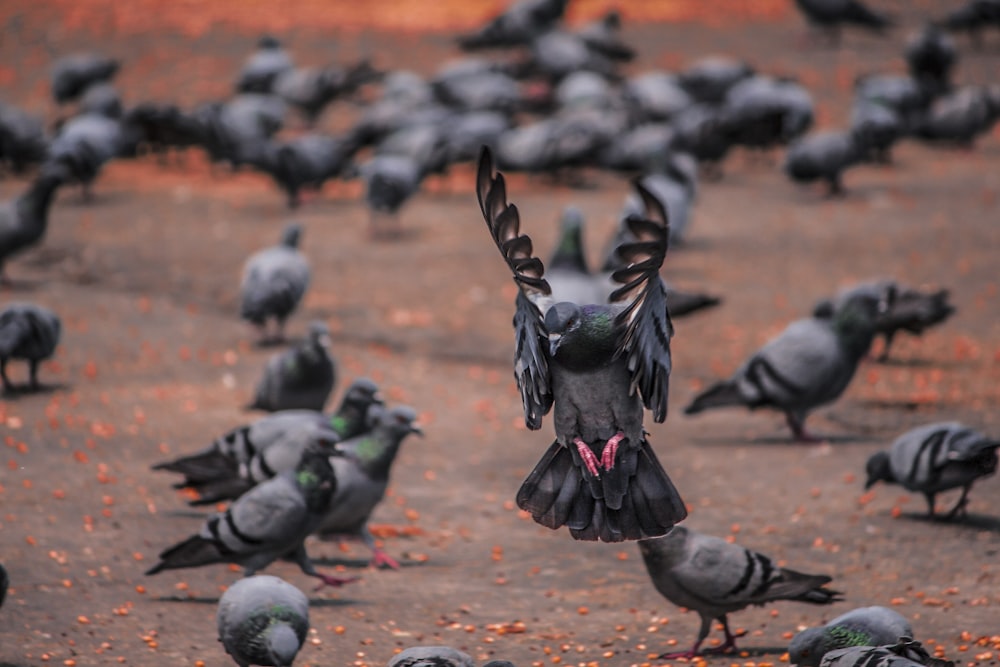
[217, 574, 309, 667]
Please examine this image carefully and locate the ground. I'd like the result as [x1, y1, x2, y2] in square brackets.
[1, 2, 1000, 667]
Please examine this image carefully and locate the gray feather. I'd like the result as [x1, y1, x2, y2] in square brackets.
[218, 574, 309, 667]
[249, 321, 336, 412]
[789, 607, 913, 667]
[240, 223, 310, 330]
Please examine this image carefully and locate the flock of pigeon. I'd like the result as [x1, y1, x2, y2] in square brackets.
[1, 0, 1000, 665]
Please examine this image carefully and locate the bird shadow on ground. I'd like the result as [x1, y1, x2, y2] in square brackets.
[0, 278, 44, 291]
[1, 382, 70, 399]
[310, 556, 430, 570]
[162, 509, 213, 520]
[156, 595, 362, 607]
[899, 512, 1000, 533]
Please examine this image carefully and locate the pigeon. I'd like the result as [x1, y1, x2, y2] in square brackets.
[794, 0, 892, 43]
[820, 638, 954, 667]
[122, 103, 204, 164]
[784, 129, 866, 196]
[50, 52, 120, 104]
[938, 0, 1000, 47]
[813, 280, 955, 360]
[850, 102, 904, 164]
[236, 35, 294, 94]
[387, 646, 475, 667]
[638, 526, 841, 659]
[670, 104, 737, 177]
[248, 321, 336, 412]
[684, 288, 887, 441]
[145, 442, 356, 589]
[274, 59, 381, 125]
[854, 74, 933, 131]
[432, 69, 523, 115]
[574, 10, 635, 62]
[544, 207, 606, 306]
[476, 146, 687, 543]
[789, 606, 913, 667]
[444, 111, 512, 163]
[195, 94, 286, 167]
[0, 562, 7, 609]
[314, 405, 424, 569]
[622, 71, 692, 123]
[0, 102, 49, 174]
[621, 156, 699, 244]
[524, 30, 620, 83]
[217, 574, 309, 667]
[250, 131, 364, 208]
[240, 222, 310, 344]
[599, 124, 678, 173]
[0, 163, 68, 283]
[677, 56, 754, 105]
[153, 378, 384, 505]
[0, 302, 62, 393]
[47, 112, 139, 198]
[913, 85, 1000, 146]
[78, 82, 123, 119]
[360, 154, 433, 239]
[905, 24, 957, 97]
[865, 422, 999, 520]
[722, 75, 815, 151]
[456, 0, 569, 50]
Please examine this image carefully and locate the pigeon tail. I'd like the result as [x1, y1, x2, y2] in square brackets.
[151, 446, 237, 484]
[774, 568, 843, 604]
[186, 477, 255, 506]
[145, 534, 224, 575]
[684, 380, 745, 414]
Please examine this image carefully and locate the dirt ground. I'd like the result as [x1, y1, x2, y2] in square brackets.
[2, 2, 1000, 667]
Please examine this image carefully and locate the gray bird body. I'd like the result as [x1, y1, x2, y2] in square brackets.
[600, 124, 678, 173]
[445, 111, 511, 163]
[622, 167, 697, 244]
[273, 60, 379, 124]
[0, 165, 66, 279]
[820, 639, 951, 667]
[624, 71, 694, 122]
[240, 223, 310, 340]
[789, 606, 913, 667]
[252, 132, 362, 208]
[795, 0, 892, 38]
[545, 207, 608, 306]
[723, 76, 815, 148]
[49, 113, 135, 191]
[0, 102, 49, 173]
[914, 86, 1000, 145]
[639, 526, 840, 658]
[855, 75, 931, 130]
[50, 53, 119, 104]
[865, 422, 999, 519]
[784, 130, 865, 195]
[78, 83, 123, 119]
[387, 646, 475, 667]
[433, 70, 522, 114]
[217, 575, 309, 667]
[250, 321, 336, 412]
[456, 0, 569, 50]
[678, 57, 754, 105]
[236, 38, 294, 94]
[850, 102, 903, 163]
[0, 302, 61, 392]
[528, 31, 618, 82]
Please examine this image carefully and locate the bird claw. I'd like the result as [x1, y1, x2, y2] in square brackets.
[371, 549, 401, 570]
[312, 573, 360, 591]
[601, 432, 624, 471]
[573, 438, 601, 478]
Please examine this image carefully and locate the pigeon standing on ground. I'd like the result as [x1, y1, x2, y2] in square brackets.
[251, 131, 364, 208]
[865, 422, 999, 520]
[50, 52, 120, 104]
[937, 0, 1000, 47]
[0, 163, 67, 283]
[784, 129, 866, 196]
[145, 443, 356, 589]
[314, 405, 423, 569]
[0, 102, 49, 173]
[913, 85, 1000, 146]
[544, 207, 606, 306]
[789, 606, 913, 667]
[476, 147, 687, 543]
[236, 35, 294, 94]
[217, 574, 309, 667]
[0, 303, 62, 393]
[905, 24, 957, 97]
[47, 111, 137, 199]
[794, 0, 893, 43]
[248, 321, 336, 412]
[684, 289, 887, 440]
[638, 526, 841, 659]
[240, 222, 310, 344]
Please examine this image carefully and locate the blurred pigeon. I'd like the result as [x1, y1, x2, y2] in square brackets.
[545, 207, 606, 306]
[444, 111, 511, 163]
[671, 104, 737, 177]
[850, 102, 904, 164]
[0, 302, 61, 393]
[854, 74, 932, 130]
[599, 124, 677, 173]
[251, 131, 364, 208]
[433, 69, 523, 115]
[905, 24, 957, 96]
[249, 321, 336, 412]
[623, 71, 693, 122]
[574, 10, 636, 61]
[913, 85, 1000, 146]
[794, 0, 892, 42]
[78, 82, 123, 119]
[784, 129, 865, 196]
[314, 405, 423, 569]
[664, 289, 722, 317]
[274, 59, 381, 125]
[195, 94, 286, 167]
[638, 525, 841, 659]
[122, 103, 204, 164]
[48, 112, 138, 198]
[456, 0, 569, 50]
[240, 222, 310, 344]
[821, 638, 954, 667]
[153, 378, 384, 505]
[556, 71, 616, 113]
[387, 646, 475, 667]
[0, 562, 6, 609]
[865, 422, 999, 520]
[813, 280, 955, 360]
[0, 163, 67, 283]
[524, 30, 619, 83]
[217, 574, 309, 667]
[621, 153, 699, 244]
[50, 52, 119, 104]
[937, 0, 1000, 47]
[146, 443, 356, 589]
[236, 35, 294, 94]
[723, 75, 815, 150]
[789, 606, 913, 667]
[684, 289, 887, 440]
[678, 56, 754, 105]
[476, 147, 686, 542]
[0, 102, 49, 173]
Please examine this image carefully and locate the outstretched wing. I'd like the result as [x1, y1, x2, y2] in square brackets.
[476, 147, 554, 429]
[609, 180, 674, 423]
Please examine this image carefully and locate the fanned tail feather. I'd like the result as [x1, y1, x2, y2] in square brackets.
[684, 380, 745, 414]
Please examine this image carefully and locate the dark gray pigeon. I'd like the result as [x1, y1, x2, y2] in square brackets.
[914, 85, 1000, 146]
[0, 102, 49, 173]
[153, 378, 384, 505]
[784, 129, 866, 196]
[240, 222, 310, 344]
[865, 422, 999, 520]
[0, 163, 67, 283]
[456, 0, 569, 50]
[677, 56, 754, 105]
[387, 646, 475, 667]
[545, 207, 606, 306]
[314, 405, 423, 569]
[274, 59, 381, 125]
[48, 112, 138, 198]
[599, 123, 678, 173]
[360, 154, 430, 240]
[195, 94, 286, 167]
[50, 52, 119, 104]
[236, 35, 294, 94]
[250, 131, 364, 208]
[0, 302, 61, 393]
[722, 75, 815, 150]
[146, 443, 356, 589]
[217, 574, 309, 667]
[794, 0, 892, 42]
[850, 102, 904, 164]
[249, 321, 336, 412]
[905, 24, 957, 96]
[854, 74, 932, 131]
[813, 280, 955, 360]
[621, 155, 699, 244]
[821, 638, 954, 667]
[623, 71, 693, 123]
[574, 10, 635, 61]
[938, 0, 1000, 47]
[122, 103, 204, 164]
[639, 526, 841, 659]
[684, 289, 886, 440]
[476, 146, 686, 542]
[789, 606, 913, 667]
[524, 30, 620, 83]
[78, 82, 123, 119]
[444, 111, 512, 163]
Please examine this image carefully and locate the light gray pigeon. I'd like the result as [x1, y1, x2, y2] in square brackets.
[865, 422, 999, 519]
[456, 0, 569, 50]
[0, 163, 68, 283]
[784, 129, 866, 196]
[387, 646, 475, 667]
[821, 638, 954, 667]
[314, 405, 423, 569]
[236, 35, 294, 94]
[0, 302, 62, 393]
[248, 321, 336, 412]
[623, 71, 693, 123]
[794, 0, 892, 43]
[240, 222, 310, 344]
[153, 378, 384, 505]
[50, 52, 119, 104]
[789, 606, 913, 667]
[145, 443, 356, 589]
[476, 147, 686, 543]
[217, 574, 309, 667]
[684, 289, 887, 440]
[638, 526, 841, 659]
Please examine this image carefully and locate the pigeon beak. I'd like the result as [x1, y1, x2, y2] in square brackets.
[409, 424, 424, 437]
[318, 333, 333, 349]
[548, 333, 562, 357]
[372, 391, 386, 406]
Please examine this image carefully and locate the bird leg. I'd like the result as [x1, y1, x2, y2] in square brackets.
[600, 431, 625, 471]
[290, 543, 361, 590]
[658, 616, 711, 660]
[924, 492, 937, 518]
[0, 359, 11, 392]
[28, 359, 40, 390]
[785, 413, 820, 442]
[311, 572, 361, 591]
[362, 526, 400, 570]
[573, 438, 602, 478]
[944, 486, 971, 521]
[701, 616, 741, 655]
[877, 330, 896, 362]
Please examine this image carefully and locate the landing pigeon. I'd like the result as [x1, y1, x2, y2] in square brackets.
[248, 321, 336, 412]
[789, 606, 913, 667]
[0, 303, 61, 393]
[240, 222, 310, 344]
[794, 0, 892, 43]
[0, 163, 67, 283]
[639, 525, 841, 659]
[684, 288, 887, 440]
[476, 146, 686, 542]
[50, 52, 119, 104]
[865, 422, 999, 520]
[217, 574, 309, 667]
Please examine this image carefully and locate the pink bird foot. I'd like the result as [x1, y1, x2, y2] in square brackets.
[573, 438, 602, 478]
[312, 573, 361, 591]
[371, 549, 401, 570]
[601, 432, 625, 471]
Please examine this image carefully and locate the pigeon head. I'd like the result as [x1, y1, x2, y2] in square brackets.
[258, 35, 284, 50]
[788, 627, 824, 666]
[544, 302, 584, 357]
[865, 451, 894, 489]
[294, 445, 336, 509]
[636, 527, 687, 567]
[831, 291, 884, 358]
[265, 622, 301, 667]
[544, 302, 617, 366]
[281, 223, 303, 248]
[812, 298, 835, 319]
[307, 321, 332, 350]
[383, 405, 424, 438]
[344, 378, 383, 407]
